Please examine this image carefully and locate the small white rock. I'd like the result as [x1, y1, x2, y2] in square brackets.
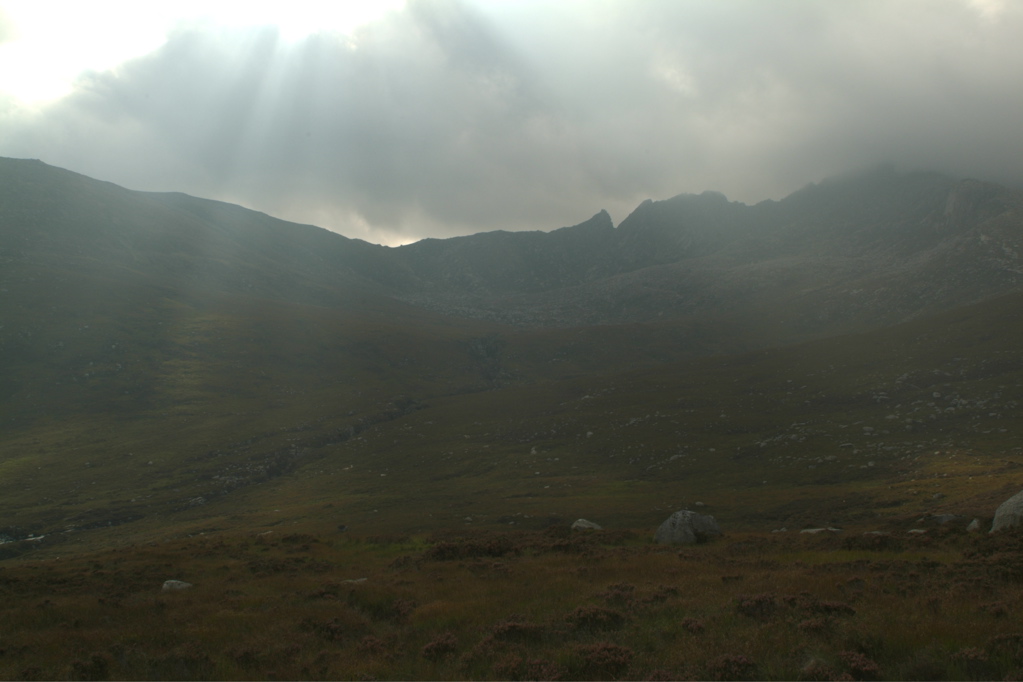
[162, 580, 193, 592]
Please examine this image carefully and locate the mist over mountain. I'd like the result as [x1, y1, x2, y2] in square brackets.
[6, 157, 1019, 337]
[385, 165, 1023, 338]
[2, 155, 1023, 534]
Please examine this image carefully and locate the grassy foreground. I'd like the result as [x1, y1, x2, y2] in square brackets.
[3, 523, 1023, 680]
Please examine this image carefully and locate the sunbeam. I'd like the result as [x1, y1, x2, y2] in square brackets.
[0, 0, 404, 105]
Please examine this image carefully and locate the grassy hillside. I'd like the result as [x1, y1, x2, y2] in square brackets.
[4, 288, 1022, 559]
[4, 157, 1023, 678]
[4, 513, 1023, 679]
[4, 293, 1022, 678]
[0, 260, 747, 550]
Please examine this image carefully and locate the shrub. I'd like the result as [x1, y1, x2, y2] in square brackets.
[735, 593, 777, 620]
[490, 654, 565, 681]
[838, 650, 882, 681]
[574, 642, 634, 678]
[813, 600, 856, 616]
[227, 646, 262, 670]
[392, 597, 418, 621]
[644, 584, 679, 604]
[706, 654, 758, 681]
[980, 601, 1010, 618]
[600, 582, 637, 606]
[988, 632, 1023, 664]
[566, 605, 627, 631]
[68, 653, 111, 681]
[789, 593, 855, 617]
[421, 633, 459, 661]
[491, 618, 546, 643]
[458, 638, 496, 672]
[951, 647, 993, 680]
[523, 658, 566, 681]
[343, 586, 415, 623]
[842, 628, 885, 658]
[680, 617, 705, 634]
[491, 653, 525, 679]
[388, 554, 415, 570]
[357, 635, 386, 656]
[800, 657, 839, 681]
[306, 617, 347, 641]
[843, 534, 904, 551]
[146, 645, 216, 681]
[530, 537, 592, 555]
[424, 536, 519, 561]
[798, 617, 833, 636]
[896, 646, 948, 681]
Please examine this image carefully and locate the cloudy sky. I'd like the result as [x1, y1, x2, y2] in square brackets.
[1, 0, 1021, 245]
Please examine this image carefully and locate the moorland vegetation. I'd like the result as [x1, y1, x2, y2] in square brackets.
[2, 158, 1023, 679]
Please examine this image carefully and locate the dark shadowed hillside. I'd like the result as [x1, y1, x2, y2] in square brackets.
[5, 157, 1022, 340]
[2, 154, 1023, 548]
[389, 166, 1023, 337]
[4, 158, 1023, 680]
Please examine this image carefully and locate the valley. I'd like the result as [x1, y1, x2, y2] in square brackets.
[2, 157, 1023, 679]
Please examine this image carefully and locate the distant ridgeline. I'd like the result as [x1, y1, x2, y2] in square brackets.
[2, 157, 1021, 339]
[2, 155, 1023, 557]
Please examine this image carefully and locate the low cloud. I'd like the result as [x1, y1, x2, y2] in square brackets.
[2, 0, 1021, 244]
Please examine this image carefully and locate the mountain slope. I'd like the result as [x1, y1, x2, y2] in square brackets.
[5, 157, 1023, 340]
[0, 157, 414, 307]
[389, 167, 1023, 337]
[2, 157, 1023, 558]
[3, 286, 1022, 555]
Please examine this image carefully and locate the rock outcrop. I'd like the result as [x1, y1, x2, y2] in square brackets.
[991, 490, 1023, 533]
[654, 510, 721, 545]
[571, 519, 602, 531]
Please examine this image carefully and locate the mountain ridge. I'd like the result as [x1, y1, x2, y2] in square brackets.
[2, 154, 1023, 560]
[389, 166, 1023, 335]
[4, 158, 1023, 681]
[5, 156, 1023, 345]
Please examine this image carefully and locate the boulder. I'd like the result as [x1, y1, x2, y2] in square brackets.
[654, 510, 721, 545]
[162, 580, 193, 592]
[991, 489, 1023, 533]
[967, 518, 981, 532]
[571, 518, 602, 531]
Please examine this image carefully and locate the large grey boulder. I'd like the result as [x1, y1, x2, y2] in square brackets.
[991, 489, 1023, 533]
[654, 510, 722, 545]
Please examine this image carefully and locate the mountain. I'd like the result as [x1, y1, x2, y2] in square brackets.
[2, 156, 1023, 559]
[6, 157, 1021, 338]
[389, 166, 1023, 336]
[5, 157, 1023, 682]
